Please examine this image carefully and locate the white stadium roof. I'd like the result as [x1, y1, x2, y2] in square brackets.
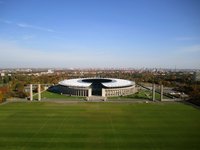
[58, 78, 134, 88]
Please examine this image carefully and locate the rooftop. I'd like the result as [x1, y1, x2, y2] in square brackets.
[59, 78, 134, 88]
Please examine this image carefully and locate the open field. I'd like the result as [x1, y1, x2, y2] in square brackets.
[0, 102, 200, 150]
[109, 89, 169, 100]
[33, 91, 84, 100]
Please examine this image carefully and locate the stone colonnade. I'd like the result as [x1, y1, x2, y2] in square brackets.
[64, 87, 91, 97]
[103, 86, 136, 97]
[59, 86, 136, 97]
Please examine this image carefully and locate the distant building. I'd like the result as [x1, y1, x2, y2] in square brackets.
[0, 73, 5, 77]
[40, 69, 54, 75]
[194, 71, 200, 81]
[47, 69, 54, 74]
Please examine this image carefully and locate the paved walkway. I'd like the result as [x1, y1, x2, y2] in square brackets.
[4, 97, 152, 104]
[2, 97, 184, 105]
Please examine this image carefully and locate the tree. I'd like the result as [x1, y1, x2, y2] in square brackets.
[0, 92, 3, 102]
[15, 82, 24, 92]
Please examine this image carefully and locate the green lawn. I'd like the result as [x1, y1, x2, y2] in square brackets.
[109, 89, 169, 100]
[0, 102, 200, 150]
[33, 91, 84, 100]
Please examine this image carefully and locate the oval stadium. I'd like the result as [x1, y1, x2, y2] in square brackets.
[50, 78, 136, 97]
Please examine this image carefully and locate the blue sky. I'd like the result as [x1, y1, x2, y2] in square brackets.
[0, 0, 200, 69]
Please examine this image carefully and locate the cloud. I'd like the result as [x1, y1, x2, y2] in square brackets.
[0, 19, 12, 24]
[0, 19, 56, 33]
[17, 23, 56, 32]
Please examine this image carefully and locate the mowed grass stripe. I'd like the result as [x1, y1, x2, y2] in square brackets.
[0, 102, 200, 150]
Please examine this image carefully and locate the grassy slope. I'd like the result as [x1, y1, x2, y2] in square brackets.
[0, 102, 200, 150]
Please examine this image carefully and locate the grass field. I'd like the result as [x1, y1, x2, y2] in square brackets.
[109, 89, 169, 100]
[0, 102, 200, 150]
[33, 91, 84, 100]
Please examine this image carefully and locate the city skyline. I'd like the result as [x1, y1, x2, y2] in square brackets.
[0, 0, 200, 69]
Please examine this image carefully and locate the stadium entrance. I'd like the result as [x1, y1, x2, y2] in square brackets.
[91, 82, 103, 96]
[82, 78, 111, 96]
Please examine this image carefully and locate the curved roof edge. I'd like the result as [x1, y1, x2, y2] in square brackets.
[59, 78, 91, 88]
[59, 78, 135, 88]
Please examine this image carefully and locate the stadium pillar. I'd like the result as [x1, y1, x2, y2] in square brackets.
[30, 84, 33, 101]
[152, 84, 155, 101]
[38, 84, 41, 101]
[88, 88, 92, 97]
[102, 88, 105, 97]
[160, 85, 163, 101]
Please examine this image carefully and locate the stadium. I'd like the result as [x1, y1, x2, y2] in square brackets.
[53, 78, 136, 97]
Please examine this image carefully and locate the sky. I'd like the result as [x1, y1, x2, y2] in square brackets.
[0, 0, 200, 69]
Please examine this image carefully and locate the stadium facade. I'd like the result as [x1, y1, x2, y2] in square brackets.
[57, 78, 136, 97]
